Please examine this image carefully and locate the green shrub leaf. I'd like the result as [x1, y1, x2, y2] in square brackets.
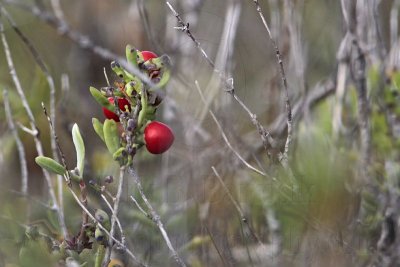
[35, 156, 66, 175]
[92, 118, 105, 142]
[89, 86, 113, 110]
[103, 119, 120, 154]
[72, 123, 85, 177]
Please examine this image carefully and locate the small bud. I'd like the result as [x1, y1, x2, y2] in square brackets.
[104, 175, 113, 184]
[128, 146, 136, 156]
[127, 119, 136, 131]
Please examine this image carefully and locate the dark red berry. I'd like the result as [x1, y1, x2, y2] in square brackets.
[102, 97, 131, 122]
[141, 51, 158, 62]
[144, 121, 174, 154]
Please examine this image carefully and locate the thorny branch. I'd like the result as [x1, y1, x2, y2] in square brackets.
[165, 2, 280, 163]
[251, 0, 293, 166]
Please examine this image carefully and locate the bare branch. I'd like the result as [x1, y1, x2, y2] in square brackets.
[50, 0, 67, 26]
[211, 167, 267, 249]
[0, 6, 67, 236]
[130, 196, 150, 218]
[67, 187, 147, 267]
[41, 103, 72, 185]
[195, 81, 269, 178]
[101, 194, 124, 236]
[103, 166, 126, 266]
[166, 1, 215, 69]
[3, 0, 158, 89]
[0, 19, 67, 238]
[251, 0, 293, 164]
[166, 1, 281, 163]
[3, 90, 28, 195]
[128, 166, 187, 267]
[390, 0, 400, 47]
[136, 0, 159, 51]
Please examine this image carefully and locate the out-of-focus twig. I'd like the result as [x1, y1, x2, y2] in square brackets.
[3, 0, 157, 89]
[128, 166, 187, 267]
[50, 0, 66, 27]
[101, 194, 124, 236]
[166, 1, 280, 163]
[103, 166, 126, 266]
[67, 187, 147, 267]
[136, 0, 159, 51]
[0, 5, 67, 236]
[198, 0, 241, 122]
[390, 0, 400, 47]
[166, 2, 214, 69]
[0, 19, 68, 238]
[3, 90, 28, 195]
[211, 166, 267, 248]
[42, 104, 145, 266]
[342, 1, 371, 178]
[195, 81, 269, 178]
[130, 195, 150, 218]
[250, 0, 293, 166]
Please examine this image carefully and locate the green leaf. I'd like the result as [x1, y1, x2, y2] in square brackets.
[72, 123, 85, 177]
[95, 244, 105, 267]
[95, 209, 110, 230]
[35, 156, 66, 175]
[89, 86, 114, 110]
[111, 61, 135, 83]
[148, 55, 171, 89]
[103, 119, 120, 154]
[92, 118, 105, 142]
[112, 147, 128, 166]
[126, 44, 138, 66]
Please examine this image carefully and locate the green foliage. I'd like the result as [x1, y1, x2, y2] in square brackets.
[89, 86, 114, 110]
[103, 119, 120, 155]
[125, 44, 138, 67]
[35, 156, 66, 175]
[72, 123, 85, 177]
[92, 118, 105, 142]
[371, 110, 392, 155]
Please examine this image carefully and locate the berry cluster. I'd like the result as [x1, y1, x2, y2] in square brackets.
[90, 46, 174, 166]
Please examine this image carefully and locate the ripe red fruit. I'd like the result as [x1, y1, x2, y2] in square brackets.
[102, 97, 131, 122]
[144, 121, 174, 154]
[141, 51, 158, 62]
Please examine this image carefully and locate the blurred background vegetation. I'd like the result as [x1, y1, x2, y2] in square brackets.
[0, 0, 399, 266]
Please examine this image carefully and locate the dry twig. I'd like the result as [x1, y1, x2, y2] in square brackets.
[0, 6, 67, 235]
[3, 90, 28, 195]
[251, 0, 293, 165]
[103, 166, 126, 266]
[165, 1, 279, 162]
[128, 166, 187, 267]
[0, 18, 68, 238]
[211, 166, 267, 248]
[195, 81, 268, 178]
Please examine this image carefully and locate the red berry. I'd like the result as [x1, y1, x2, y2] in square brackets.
[141, 51, 158, 62]
[144, 121, 174, 154]
[102, 97, 131, 122]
